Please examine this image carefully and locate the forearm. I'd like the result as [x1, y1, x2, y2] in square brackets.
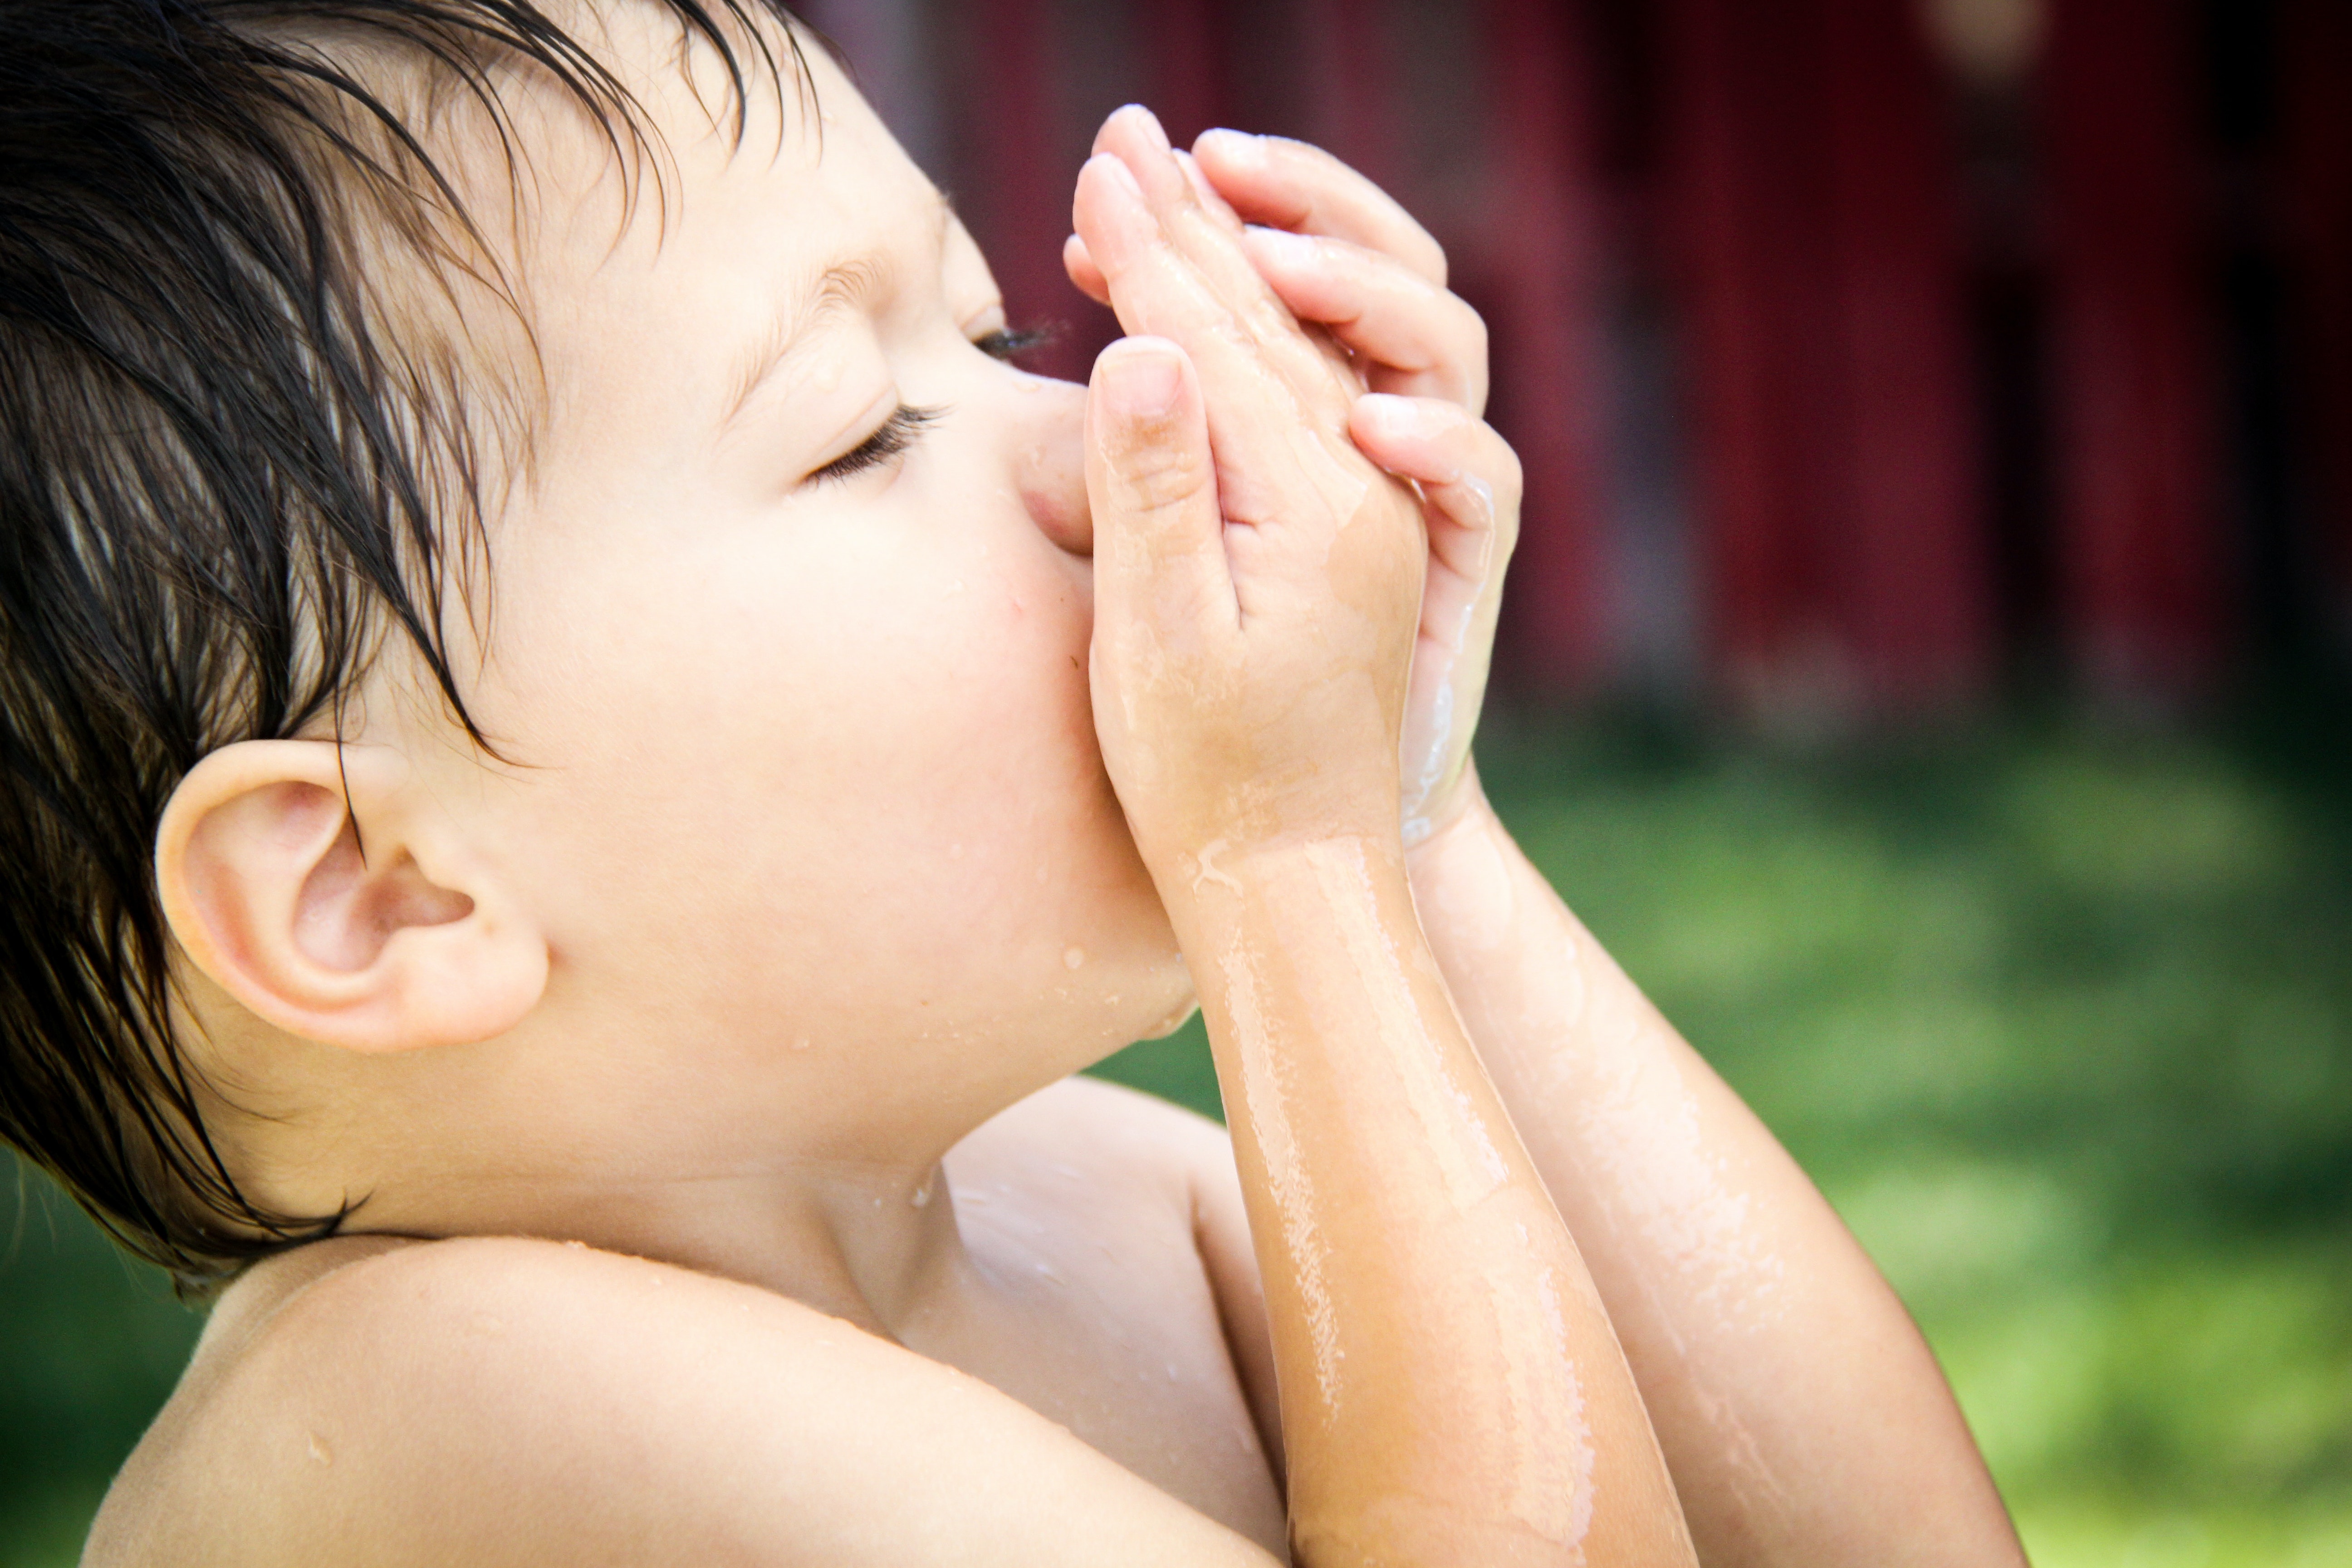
[1406, 781, 2024, 1568]
[1177, 832, 1692, 1568]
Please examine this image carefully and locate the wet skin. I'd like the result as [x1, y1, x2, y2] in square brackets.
[100, 10, 2021, 1567]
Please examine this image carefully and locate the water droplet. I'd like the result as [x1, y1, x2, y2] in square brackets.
[307, 1432, 333, 1466]
[791, 1036, 813, 1052]
[1033, 1261, 1064, 1284]
[1063, 946, 1086, 970]
[911, 1179, 933, 1209]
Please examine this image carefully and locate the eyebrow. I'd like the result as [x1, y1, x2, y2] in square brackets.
[717, 253, 890, 431]
[716, 194, 958, 433]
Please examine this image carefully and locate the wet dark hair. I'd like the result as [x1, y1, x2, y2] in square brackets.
[0, 0, 817, 1290]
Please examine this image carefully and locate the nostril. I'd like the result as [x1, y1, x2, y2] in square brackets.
[1012, 393, 1095, 555]
[1022, 478, 1095, 557]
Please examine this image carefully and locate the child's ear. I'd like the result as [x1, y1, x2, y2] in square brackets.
[155, 740, 548, 1054]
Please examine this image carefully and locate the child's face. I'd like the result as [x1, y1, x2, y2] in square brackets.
[388, 20, 1193, 1137]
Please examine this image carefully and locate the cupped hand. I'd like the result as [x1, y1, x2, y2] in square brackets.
[1070, 128, 1517, 846]
[1074, 108, 1427, 893]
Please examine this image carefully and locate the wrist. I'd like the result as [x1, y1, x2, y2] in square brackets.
[1163, 825, 1410, 920]
[1403, 760, 1502, 878]
[1138, 777, 1409, 921]
[1159, 831, 1435, 995]
[1169, 829, 1457, 1070]
[1401, 764, 1536, 962]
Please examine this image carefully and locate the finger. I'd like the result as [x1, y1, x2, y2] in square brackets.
[1086, 338, 1237, 642]
[1066, 152, 1258, 302]
[1175, 149, 1246, 234]
[1348, 396, 1520, 608]
[1074, 232, 1381, 403]
[1240, 228, 1489, 413]
[1064, 232, 1110, 305]
[1073, 152, 1293, 431]
[1353, 397, 1518, 841]
[1073, 152, 1364, 529]
[1094, 110, 1298, 327]
[1192, 129, 1448, 286]
[1073, 151, 1247, 361]
[1089, 109, 1350, 411]
[1066, 140, 1240, 305]
[1072, 117, 1358, 376]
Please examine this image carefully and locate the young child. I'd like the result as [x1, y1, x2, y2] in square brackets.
[1, 3, 2026, 1563]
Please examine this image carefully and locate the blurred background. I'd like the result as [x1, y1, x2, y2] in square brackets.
[6, 0, 2350, 1563]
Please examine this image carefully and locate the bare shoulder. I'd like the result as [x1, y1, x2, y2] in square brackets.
[956, 1076, 1280, 1484]
[947, 1072, 1256, 1279]
[958, 1072, 1234, 1181]
[947, 1075, 1255, 1269]
[85, 1230, 1274, 1568]
[957, 1075, 1255, 1290]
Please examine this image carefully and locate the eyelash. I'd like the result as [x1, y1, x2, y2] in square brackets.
[803, 326, 1047, 485]
[810, 405, 941, 486]
[973, 325, 1054, 361]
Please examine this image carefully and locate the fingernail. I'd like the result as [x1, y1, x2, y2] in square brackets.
[1088, 151, 1144, 201]
[1356, 392, 1425, 430]
[1246, 225, 1318, 265]
[1198, 127, 1265, 169]
[1099, 343, 1183, 419]
[1135, 105, 1172, 154]
[1356, 394, 1463, 475]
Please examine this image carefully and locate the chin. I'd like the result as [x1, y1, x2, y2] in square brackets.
[1034, 931, 1204, 1081]
[1090, 952, 1200, 1051]
[1140, 995, 1202, 1040]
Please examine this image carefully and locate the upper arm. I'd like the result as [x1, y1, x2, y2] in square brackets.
[145, 1238, 1282, 1568]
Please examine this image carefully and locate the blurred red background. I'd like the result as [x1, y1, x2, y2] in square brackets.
[795, 0, 2352, 722]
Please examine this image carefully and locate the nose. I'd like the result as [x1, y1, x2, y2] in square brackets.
[1007, 372, 1093, 557]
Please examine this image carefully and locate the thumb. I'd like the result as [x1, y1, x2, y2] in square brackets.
[1085, 338, 1236, 647]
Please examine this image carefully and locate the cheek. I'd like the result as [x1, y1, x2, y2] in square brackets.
[485, 522, 1158, 1016]
[720, 543, 1171, 1028]
[821, 551, 1144, 951]
[800, 543, 1098, 816]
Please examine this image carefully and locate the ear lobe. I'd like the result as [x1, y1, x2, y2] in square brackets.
[157, 740, 548, 1054]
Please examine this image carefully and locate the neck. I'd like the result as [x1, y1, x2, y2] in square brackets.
[201, 987, 1091, 1335]
[357, 1145, 972, 1336]
[220, 1040, 1005, 1338]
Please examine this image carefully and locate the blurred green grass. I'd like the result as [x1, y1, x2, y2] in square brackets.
[10, 710, 2352, 1565]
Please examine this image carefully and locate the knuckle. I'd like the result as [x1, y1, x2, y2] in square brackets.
[1456, 300, 1489, 359]
[1242, 289, 1301, 342]
[1115, 437, 1213, 514]
[1417, 232, 1450, 289]
[1481, 431, 1526, 513]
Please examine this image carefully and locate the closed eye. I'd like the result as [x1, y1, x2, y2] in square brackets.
[973, 325, 1054, 362]
[809, 405, 942, 486]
